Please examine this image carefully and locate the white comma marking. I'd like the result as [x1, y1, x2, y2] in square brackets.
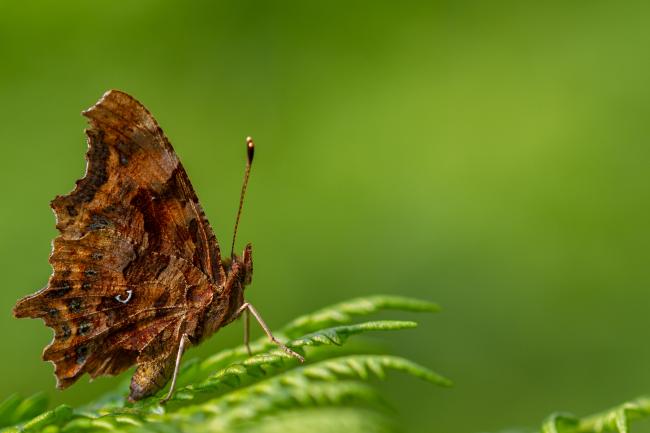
[115, 289, 133, 304]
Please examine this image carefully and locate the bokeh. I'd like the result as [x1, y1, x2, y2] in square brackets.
[2, 1, 650, 432]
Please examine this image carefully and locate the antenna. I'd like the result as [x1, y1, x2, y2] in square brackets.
[230, 136, 255, 258]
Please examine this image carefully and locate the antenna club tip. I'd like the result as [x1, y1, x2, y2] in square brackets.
[245, 136, 255, 163]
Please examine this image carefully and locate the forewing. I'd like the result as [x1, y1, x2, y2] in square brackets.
[53, 89, 224, 282]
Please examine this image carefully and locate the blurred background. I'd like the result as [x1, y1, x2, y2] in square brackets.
[2, 1, 650, 432]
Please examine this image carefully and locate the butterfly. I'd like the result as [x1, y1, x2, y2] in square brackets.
[13, 90, 303, 403]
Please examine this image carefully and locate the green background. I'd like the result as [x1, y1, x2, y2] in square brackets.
[2, 1, 650, 432]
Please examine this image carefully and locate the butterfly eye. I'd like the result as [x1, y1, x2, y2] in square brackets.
[115, 289, 133, 304]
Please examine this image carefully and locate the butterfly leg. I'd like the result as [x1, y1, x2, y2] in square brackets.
[233, 303, 252, 355]
[160, 333, 191, 404]
[243, 308, 252, 356]
[242, 302, 304, 362]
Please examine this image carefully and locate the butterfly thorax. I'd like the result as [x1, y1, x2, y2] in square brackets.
[194, 243, 253, 341]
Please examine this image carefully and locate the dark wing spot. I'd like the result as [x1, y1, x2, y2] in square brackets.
[60, 324, 71, 339]
[76, 345, 88, 364]
[154, 256, 170, 278]
[129, 189, 164, 252]
[154, 291, 169, 308]
[78, 322, 92, 336]
[84, 269, 97, 277]
[115, 141, 136, 166]
[88, 214, 112, 231]
[47, 308, 59, 317]
[47, 281, 72, 298]
[91, 252, 103, 260]
[159, 166, 185, 200]
[82, 282, 92, 290]
[68, 298, 82, 312]
[188, 218, 199, 243]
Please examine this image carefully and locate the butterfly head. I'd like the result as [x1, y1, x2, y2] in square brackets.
[224, 243, 253, 287]
[241, 243, 253, 286]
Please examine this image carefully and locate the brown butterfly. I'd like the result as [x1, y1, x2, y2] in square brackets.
[13, 90, 303, 403]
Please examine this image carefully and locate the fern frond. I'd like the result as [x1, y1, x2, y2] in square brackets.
[155, 355, 446, 431]
[291, 320, 418, 347]
[1, 404, 73, 433]
[227, 407, 395, 433]
[282, 295, 439, 337]
[0, 393, 49, 429]
[170, 382, 385, 431]
[0, 395, 23, 428]
[542, 397, 650, 433]
[542, 413, 580, 433]
[194, 319, 418, 380]
[1, 295, 445, 433]
[195, 301, 435, 377]
[182, 354, 449, 401]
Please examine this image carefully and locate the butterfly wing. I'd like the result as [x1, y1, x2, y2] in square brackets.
[14, 90, 221, 392]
